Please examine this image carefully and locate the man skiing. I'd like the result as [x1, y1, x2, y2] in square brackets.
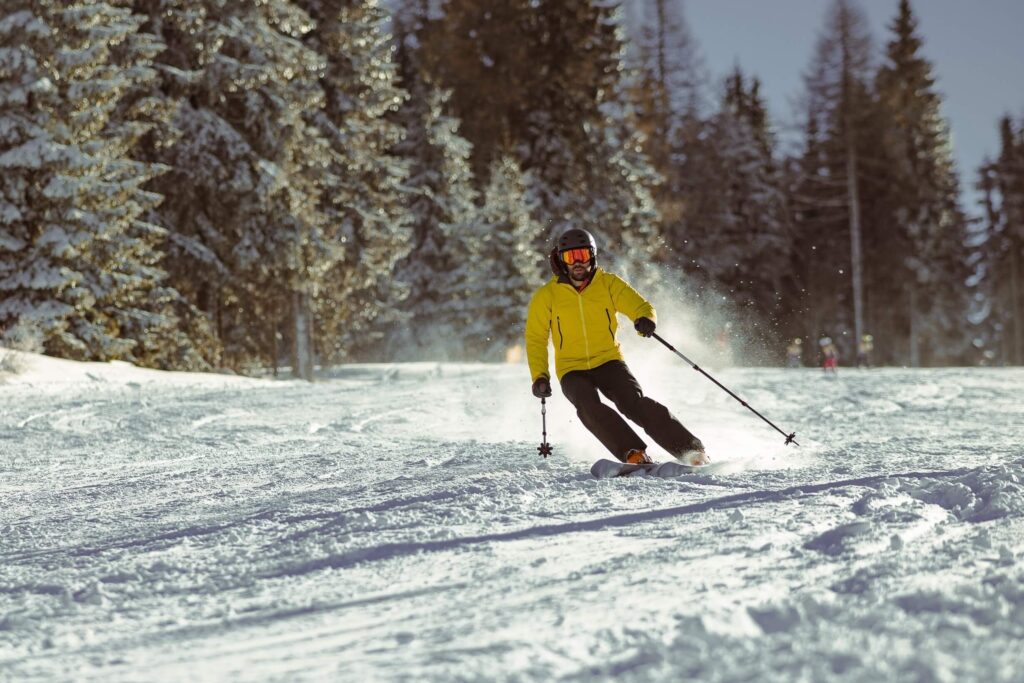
[525, 228, 708, 466]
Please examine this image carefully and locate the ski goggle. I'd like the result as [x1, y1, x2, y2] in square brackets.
[560, 248, 593, 265]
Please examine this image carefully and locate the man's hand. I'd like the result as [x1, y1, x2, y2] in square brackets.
[634, 317, 656, 338]
[532, 376, 552, 398]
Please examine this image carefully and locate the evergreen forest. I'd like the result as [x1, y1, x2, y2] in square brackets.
[2, 0, 1022, 377]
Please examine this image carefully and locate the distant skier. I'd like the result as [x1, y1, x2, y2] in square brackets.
[819, 336, 839, 374]
[525, 228, 709, 466]
[786, 338, 803, 367]
[715, 322, 732, 357]
[857, 334, 874, 368]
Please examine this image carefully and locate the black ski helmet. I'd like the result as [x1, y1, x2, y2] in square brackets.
[549, 228, 598, 276]
[556, 228, 598, 257]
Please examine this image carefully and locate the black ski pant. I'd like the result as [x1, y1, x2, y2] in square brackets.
[559, 360, 703, 462]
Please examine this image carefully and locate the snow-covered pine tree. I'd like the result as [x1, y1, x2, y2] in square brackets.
[971, 158, 1001, 364]
[92, 0, 217, 370]
[875, 0, 971, 365]
[394, 82, 478, 358]
[461, 154, 539, 358]
[624, 0, 707, 147]
[296, 0, 413, 364]
[787, 91, 841, 350]
[0, 8, 78, 353]
[975, 116, 1024, 365]
[578, 1, 663, 291]
[1002, 118, 1024, 365]
[210, 2, 335, 380]
[495, 0, 665, 283]
[411, 0, 548, 188]
[504, 0, 597, 245]
[137, 0, 336, 377]
[623, 0, 708, 266]
[390, 18, 478, 358]
[0, 2, 179, 362]
[790, 0, 877, 360]
[685, 68, 793, 342]
[411, 0, 663, 274]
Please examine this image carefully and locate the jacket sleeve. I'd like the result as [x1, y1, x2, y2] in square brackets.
[608, 273, 656, 323]
[525, 285, 553, 381]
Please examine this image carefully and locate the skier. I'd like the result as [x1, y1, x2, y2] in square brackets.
[786, 338, 803, 367]
[525, 228, 708, 466]
[857, 334, 874, 368]
[819, 336, 839, 374]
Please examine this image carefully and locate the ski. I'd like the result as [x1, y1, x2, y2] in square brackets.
[590, 458, 726, 479]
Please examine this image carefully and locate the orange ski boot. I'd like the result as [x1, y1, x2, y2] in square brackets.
[625, 449, 653, 465]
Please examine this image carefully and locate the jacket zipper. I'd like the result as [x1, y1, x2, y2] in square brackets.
[556, 317, 564, 349]
[605, 308, 614, 342]
[577, 293, 591, 368]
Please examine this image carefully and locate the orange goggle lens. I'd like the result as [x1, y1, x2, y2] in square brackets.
[560, 248, 593, 265]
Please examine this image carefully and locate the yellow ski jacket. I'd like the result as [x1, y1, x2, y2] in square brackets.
[525, 269, 655, 381]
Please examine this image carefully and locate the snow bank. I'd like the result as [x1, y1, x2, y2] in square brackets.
[0, 349, 265, 394]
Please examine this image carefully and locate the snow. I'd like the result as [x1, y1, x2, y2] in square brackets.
[2, 350, 1024, 681]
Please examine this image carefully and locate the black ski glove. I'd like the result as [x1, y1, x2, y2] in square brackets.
[634, 317, 656, 338]
[532, 376, 552, 398]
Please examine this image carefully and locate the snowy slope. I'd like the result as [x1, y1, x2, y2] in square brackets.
[2, 351, 1024, 682]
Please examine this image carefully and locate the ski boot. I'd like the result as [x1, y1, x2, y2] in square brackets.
[677, 448, 710, 467]
[625, 449, 653, 465]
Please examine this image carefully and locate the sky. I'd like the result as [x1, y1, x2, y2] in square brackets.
[683, 0, 1024, 213]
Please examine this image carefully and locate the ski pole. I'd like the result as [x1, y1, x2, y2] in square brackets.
[651, 332, 799, 446]
[537, 397, 553, 458]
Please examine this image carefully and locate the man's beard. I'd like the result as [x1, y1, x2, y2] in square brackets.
[569, 263, 592, 282]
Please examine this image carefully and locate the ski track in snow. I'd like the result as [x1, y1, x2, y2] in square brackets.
[2, 356, 1024, 682]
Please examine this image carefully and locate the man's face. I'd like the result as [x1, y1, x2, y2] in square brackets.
[560, 247, 594, 282]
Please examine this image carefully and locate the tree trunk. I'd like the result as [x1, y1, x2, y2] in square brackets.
[909, 286, 920, 367]
[846, 138, 865, 347]
[216, 285, 225, 368]
[1011, 246, 1022, 365]
[270, 298, 279, 378]
[656, 0, 669, 121]
[292, 290, 314, 382]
